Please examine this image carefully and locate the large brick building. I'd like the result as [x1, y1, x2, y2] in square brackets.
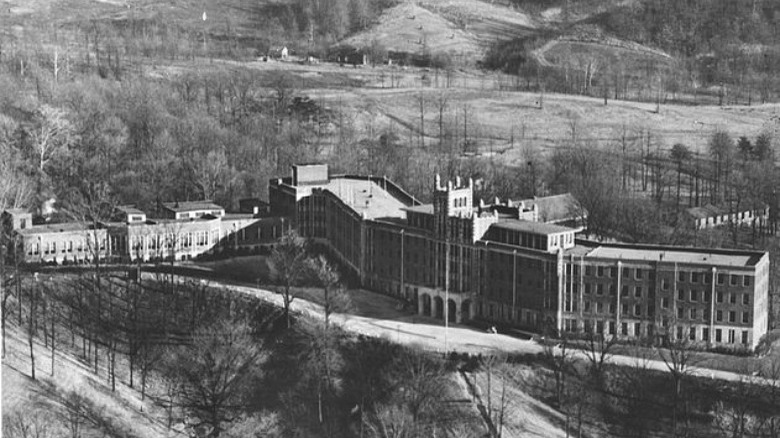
[2, 163, 770, 349]
[270, 164, 770, 349]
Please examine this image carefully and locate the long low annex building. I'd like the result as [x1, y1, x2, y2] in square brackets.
[270, 164, 770, 350]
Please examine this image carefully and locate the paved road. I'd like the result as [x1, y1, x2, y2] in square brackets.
[157, 273, 778, 386]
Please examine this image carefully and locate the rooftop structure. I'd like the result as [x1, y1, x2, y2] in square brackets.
[585, 244, 762, 267]
[161, 201, 225, 220]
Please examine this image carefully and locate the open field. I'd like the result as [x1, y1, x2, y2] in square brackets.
[148, 56, 780, 164]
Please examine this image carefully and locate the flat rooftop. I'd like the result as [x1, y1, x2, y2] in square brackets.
[586, 245, 763, 267]
[324, 177, 407, 220]
[162, 201, 224, 212]
[17, 222, 96, 235]
[491, 219, 575, 236]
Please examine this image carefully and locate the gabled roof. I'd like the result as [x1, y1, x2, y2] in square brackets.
[518, 193, 582, 223]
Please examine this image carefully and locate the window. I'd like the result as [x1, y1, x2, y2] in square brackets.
[677, 307, 684, 319]
[730, 275, 738, 286]
[662, 279, 670, 290]
[597, 266, 604, 277]
[635, 286, 642, 298]
[584, 301, 591, 312]
[597, 284, 604, 295]
[741, 331, 748, 345]
[691, 272, 700, 283]
[608, 303, 615, 314]
[609, 321, 616, 335]
[689, 327, 696, 341]
[715, 329, 722, 342]
[621, 322, 628, 336]
[690, 290, 697, 302]
[743, 277, 752, 287]
[717, 273, 726, 285]
[678, 271, 687, 282]
[729, 311, 736, 323]
[704, 292, 711, 303]
[609, 284, 616, 296]
[730, 293, 737, 305]
[662, 297, 669, 309]
[622, 304, 629, 315]
[676, 326, 683, 340]
[621, 286, 629, 297]
[728, 330, 735, 344]
[743, 294, 750, 305]
[704, 308, 711, 321]
[690, 308, 697, 319]
[717, 292, 724, 303]
[596, 321, 604, 334]
[610, 267, 617, 278]
[702, 328, 709, 341]
[634, 323, 642, 337]
[585, 284, 592, 295]
[634, 305, 642, 317]
[677, 289, 685, 301]
[742, 312, 750, 324]
[585, 266, 593, 276]
[596, 302, 604, 314]
[622, 267, 630, 278]
[635, 269, 643, 280]
[716, 310, 723, 322]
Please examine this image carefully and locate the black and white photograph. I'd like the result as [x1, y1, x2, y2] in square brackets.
[1, 0, 780, 436]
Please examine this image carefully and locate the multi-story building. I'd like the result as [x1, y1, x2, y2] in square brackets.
[271, 164, 770, 349]
[2, 163, 770, 349]
[2, 202, 291, 264]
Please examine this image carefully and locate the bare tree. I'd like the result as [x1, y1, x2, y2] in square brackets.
[3, 409, 56, 438]
[28, 104, 74, 173]
[270, 230, 309, 329]
[658, 327, 700, 437]
[165, 318, 263, 438]
[307, 255, 351, 329]
[582, 332, 618, 384]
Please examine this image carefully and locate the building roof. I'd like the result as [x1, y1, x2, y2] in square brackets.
[3, 208, 30, 215]
[403, 204, 434, 215]
[323, 177, 408, 220]
[16, 222, 97, 236]
[490, 219, 575, 236]
[162, 201, 224, 213]
[584, 243, 764, 267]
[517, 193, 581, 223]
[116, 205, 145, 215]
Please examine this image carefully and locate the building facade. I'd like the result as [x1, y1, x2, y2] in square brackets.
[2, 202, 291, 265]
[270, 164, 770, 349]
[2, 163, 770, 349]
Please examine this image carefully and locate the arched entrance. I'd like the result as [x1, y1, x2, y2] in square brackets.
[433, 297, 444, 319]
[420, 294, 431, 317]
[447, 299, 457, 323]
[461, 299, 472, 322]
